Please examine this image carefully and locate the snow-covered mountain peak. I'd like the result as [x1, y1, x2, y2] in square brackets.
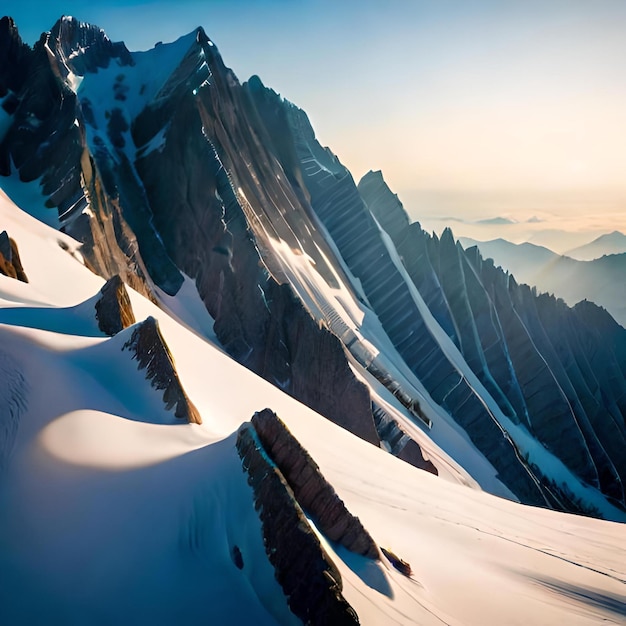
[0, 16, 625, 624]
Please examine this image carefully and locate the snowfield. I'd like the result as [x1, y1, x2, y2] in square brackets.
[0, 185, 624, 624]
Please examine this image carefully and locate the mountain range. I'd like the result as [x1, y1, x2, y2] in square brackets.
[459, 237, 626, 327]
[566, 230, 626, 261]
[0, 15, 625, 624]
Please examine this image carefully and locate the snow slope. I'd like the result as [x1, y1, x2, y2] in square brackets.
[0, 160, 624, 624]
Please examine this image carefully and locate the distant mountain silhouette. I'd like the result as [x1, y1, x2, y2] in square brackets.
[565, 231, 626, 261]
[475, 217, 516, 225]
[460, 237, 626, 327]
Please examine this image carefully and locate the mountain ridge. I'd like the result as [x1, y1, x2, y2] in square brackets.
[0, 16, 625, 624]
[460, 236, 626, 327]
[2, 15, 625, 515]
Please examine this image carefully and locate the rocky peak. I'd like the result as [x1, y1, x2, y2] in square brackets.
[45, 15, 133, 83]
[358, 170, 411, 242]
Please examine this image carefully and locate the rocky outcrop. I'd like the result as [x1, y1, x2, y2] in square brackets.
[94, 274, 135, 336]
[373, 405, 438, 475]
[122, 316, 201, 424]
[252, 408, 379, 559]
[0, 231, 27, 282]
[380, 548, 412, 577]
[236, 423, 359, 626]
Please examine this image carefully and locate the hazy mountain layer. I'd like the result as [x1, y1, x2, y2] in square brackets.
[459, 236, 626, 328]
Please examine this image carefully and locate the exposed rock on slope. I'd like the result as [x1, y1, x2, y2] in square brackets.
[0, 17, 378, 449]
[95, 274, 135, 335]
[122, 316, 202, 424]
[251, 408, 379, 559]
[0, 231, 27, 282]
[373, 406, 438, 475]
[237, 423, 360, 626]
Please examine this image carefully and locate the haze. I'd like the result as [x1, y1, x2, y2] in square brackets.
[5, 0, 626, 247]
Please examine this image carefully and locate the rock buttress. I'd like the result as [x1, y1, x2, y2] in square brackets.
[122, 316, 201, 424]
[252, 408, 379, 559]
[236, 424, 359, 626]
[95, 274, 136, 336]
[372, 405, 438, 475]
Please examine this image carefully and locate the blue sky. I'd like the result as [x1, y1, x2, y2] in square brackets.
[3, 1, 626, 226]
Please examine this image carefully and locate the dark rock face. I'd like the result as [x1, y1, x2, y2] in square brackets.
[0, 18, 378, 448]
[373, 405, 438, 475]
[0, 17, 31, 109]
[358, 170, 626, 509]
[0, 231, 27, 282]
[236, 423, 360, 626]
[246, 88, 548, 507]
[94, 274, 135, 336]
[0, 18, 84, 219]
[252, 408, 379, 559]
[122, 316, 201, 424]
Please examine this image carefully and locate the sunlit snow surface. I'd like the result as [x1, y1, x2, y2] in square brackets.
[0, 191, 624, 624]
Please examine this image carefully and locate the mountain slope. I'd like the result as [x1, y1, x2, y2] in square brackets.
[1, 14, 625, 526]
[0, 186, 625, 625]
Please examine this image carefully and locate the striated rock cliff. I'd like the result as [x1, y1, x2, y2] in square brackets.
[237, 423, 359, 626]
[95, 274, 135, 336]
[358, 170, 626, 509]
[122, 316, 201, 424]
[0, 17, 378, 448]
[246, 88, 548, 506]
[0, 231, 27, 282]
[251, 408, 379, 559]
